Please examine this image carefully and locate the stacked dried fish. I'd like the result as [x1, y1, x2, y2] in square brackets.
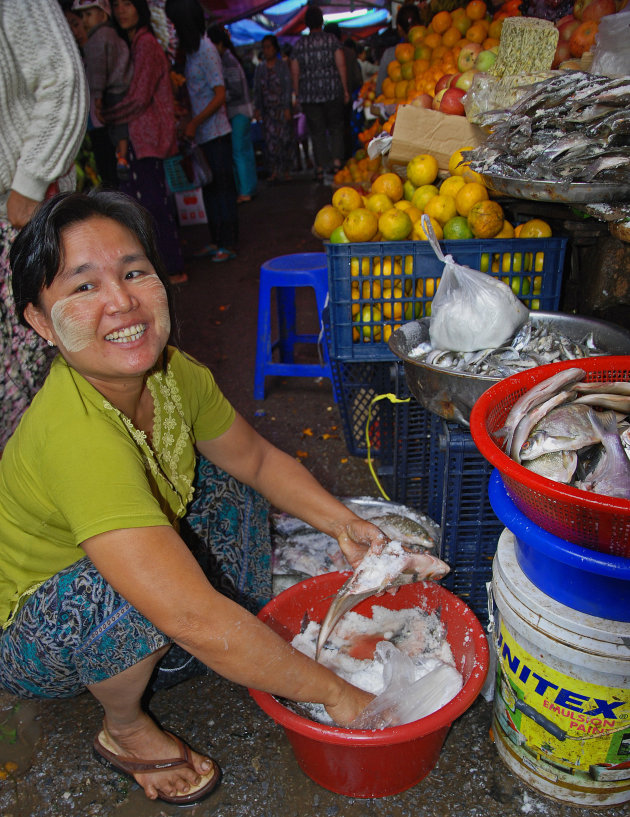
[464, 71, 630, 186]
[408, 320, 606, 379]
[498, 368, 630, 499]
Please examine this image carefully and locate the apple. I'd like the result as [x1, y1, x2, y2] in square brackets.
[411, 92, 433, 109]
[434, 74, 456, 94]
[475, 49, 497, 72]
[432, 89, 446, 111]
[455, 69, 477, 92]
[582, 0, 616, 19]
[552, 39, 572, 68]
[439, 87, 467, 116]
[556, 14, 576, 27]
[448, 73, 462, 87]
[557, 18, 580, 41]
[457, 42, 482, 72]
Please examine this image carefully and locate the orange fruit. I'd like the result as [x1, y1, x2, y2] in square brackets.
[432, 10, 452, 34]
[401, 60, 415, 80]
[366, 192, 394, 215]
[413, 58, 430, 76]
[488, 19, 504, 40]
[443, 215, 474, 239]
[412, 215, 443, 241]
[382, 77, 395, 98]
[407, 153, 439, 187]
[483, 37, 500, 50]
[424, 193, 457, 226]
[466, 0, 487, 21]
[494, 220, 515, 238]
[395, 42, 415, 63]
[372, 172, 404, 202]
[518, 219, 552, 238]
[411, 183, 439, 212]
[343, 208, 379, 242]
[424, 31, 442, 50]
[440, 175, 466, 199]
[467, 200, 504, 238]
[431, 44, 450, 61]
[466, 23, 486, 43]
[379, 208, 413, 241]
[408, 25, 428, 45]
[406, 204, 423, 223]
[455, 182, 489, 217]
[414, 43, 432, 61]
[395, 79, 409, 98]
[313, 205, 344, 239]
[442, 26, 462, 47]
[332, 186, 363, 216]
[449, 146, 474, 176]
[387, 60, 402, 81]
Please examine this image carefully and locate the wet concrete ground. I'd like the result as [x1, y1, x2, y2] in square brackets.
[0, 174, 626, 816]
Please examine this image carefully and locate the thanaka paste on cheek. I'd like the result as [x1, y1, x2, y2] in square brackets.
[139, 275, 171, 338]
[50, 294, 98, 352]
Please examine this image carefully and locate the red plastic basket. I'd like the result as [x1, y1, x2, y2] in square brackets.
[469, 356, 630, 557]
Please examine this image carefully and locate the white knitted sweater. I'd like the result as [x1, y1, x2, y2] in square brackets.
[0, 0, 88, 219]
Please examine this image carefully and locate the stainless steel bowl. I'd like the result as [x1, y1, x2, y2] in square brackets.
[388, 313, 630, 428]
[482, 175, 629, 204]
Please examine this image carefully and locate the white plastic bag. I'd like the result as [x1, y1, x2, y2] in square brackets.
[591, 11, 630, 78]
[422, 215, 529, 352]
[348, 642, 462, 729]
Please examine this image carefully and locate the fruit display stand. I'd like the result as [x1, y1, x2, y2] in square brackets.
[325, 236, 567, 361]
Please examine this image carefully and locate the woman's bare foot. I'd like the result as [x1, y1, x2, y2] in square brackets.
[99, 713, 216, 801]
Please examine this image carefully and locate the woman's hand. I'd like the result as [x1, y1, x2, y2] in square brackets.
[333, 517, 388, 571]
[184, 119, 198, 141]
[7, 190, 39, 229]
[324, 680, 375, 727]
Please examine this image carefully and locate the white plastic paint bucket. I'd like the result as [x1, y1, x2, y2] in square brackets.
[490, 530, 630, 807]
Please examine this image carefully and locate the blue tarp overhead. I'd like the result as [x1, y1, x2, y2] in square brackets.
[226, 0, 390, 45]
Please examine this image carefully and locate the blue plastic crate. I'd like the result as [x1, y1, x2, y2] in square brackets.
[164, 154, 197, 194]
[325, 237, 568, 361]
[425, 419, 504, 625]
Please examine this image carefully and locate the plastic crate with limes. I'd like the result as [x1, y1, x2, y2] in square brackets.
[325, 236, 567, 362]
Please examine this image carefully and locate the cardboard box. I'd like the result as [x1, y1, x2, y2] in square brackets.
[174, 188, 207, 226]
[388, 105, 485, 176]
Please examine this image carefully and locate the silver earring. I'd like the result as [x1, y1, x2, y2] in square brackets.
[47, 340, 55, 347]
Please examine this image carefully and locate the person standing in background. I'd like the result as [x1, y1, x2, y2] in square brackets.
[253, 34, 295, 183]
[207, 26, 258, 205]
[0, 0, 88, 452]
[102, 0, 186, 284]
[375, 4, 421, 96]
[291, 5, 349, 183]
[165, 0, 239, 263]
[71, 0, 133, 180]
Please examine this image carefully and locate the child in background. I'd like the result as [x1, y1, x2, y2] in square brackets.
[72, 0, 132, 180]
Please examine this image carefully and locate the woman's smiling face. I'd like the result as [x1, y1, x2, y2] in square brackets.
[25, 216, 171, 392]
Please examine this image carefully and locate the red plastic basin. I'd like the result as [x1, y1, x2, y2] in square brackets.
[248, 572, 488, 798]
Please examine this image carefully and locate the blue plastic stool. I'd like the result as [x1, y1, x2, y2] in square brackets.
[254, 252, 333, 400]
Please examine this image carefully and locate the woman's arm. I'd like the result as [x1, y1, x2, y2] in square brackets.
[102, 32, 166, 124]
[196, 414, 386, 568]
[81, 525, 372, 725]
[334, 46, 350, 104]
[290, 57, 300, 99]
[184, 85, 226, 141]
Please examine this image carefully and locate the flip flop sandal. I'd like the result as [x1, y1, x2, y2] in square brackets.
[193, 244, 218, 258]
[93, 728, 221, 806]
[211, 249, 237, 263]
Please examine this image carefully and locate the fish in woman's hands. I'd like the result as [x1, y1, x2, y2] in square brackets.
[315, 540, 449, 660]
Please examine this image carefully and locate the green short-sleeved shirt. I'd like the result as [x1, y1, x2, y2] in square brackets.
[0, 347, 235, 628]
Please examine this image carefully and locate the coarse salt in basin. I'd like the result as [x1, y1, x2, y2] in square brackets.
[248, 572, 488, 798]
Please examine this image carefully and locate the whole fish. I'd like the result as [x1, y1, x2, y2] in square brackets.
[573, 393, 630, 413]
[519, 403, 602, 461]
[499, 367, 585, 457]
[368, 513, 439, 549]
[315, 540, 449, 660]
[522, 450, 578, 483]
[574, 410, 630, 499]
[574, 381, 630, 396]
[510, 389, 576, 462]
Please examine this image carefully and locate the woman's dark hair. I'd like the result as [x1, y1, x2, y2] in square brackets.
[10, 191, 176, 337]
[111, 0, 154, 39]
[305, 5, 323, 30]
[396, 3, 421, 34]
[261, 34, 279, 55]
[164, 0, 204, 55]
[207, 23, 238, 60]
